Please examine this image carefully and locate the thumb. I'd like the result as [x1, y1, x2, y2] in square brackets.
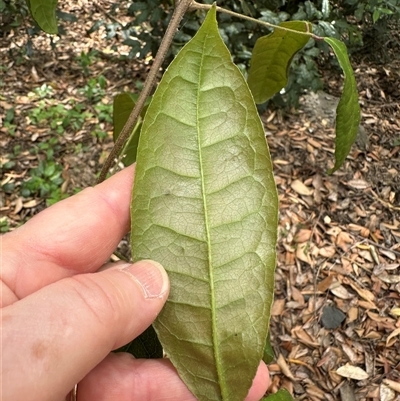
[2, 260, 169, 401]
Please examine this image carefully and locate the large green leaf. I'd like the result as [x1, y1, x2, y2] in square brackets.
[324, 38, 361, 173]
[130, 5, 278, 401]
[26, 0, 58, 34]
[248, 21, 312, 104]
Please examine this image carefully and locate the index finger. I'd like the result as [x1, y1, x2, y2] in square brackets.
[2, 165, 135, 300]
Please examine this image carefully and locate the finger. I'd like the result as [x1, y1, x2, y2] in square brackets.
[79, 354, 196, 401]
[1, 260, 169, 401]
[2, 165, 135, 300]
[79, 354, 270, 401]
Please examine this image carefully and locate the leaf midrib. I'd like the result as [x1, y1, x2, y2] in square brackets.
[195, 32, 226, 401]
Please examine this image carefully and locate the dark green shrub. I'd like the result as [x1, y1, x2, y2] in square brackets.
[105, 0, 397, 105]
[115, 0, 336, 106]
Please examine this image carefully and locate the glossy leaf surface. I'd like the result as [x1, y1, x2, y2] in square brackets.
[27, 0, 58, 34]
[324, 38, 361, 173]
[131, 5, 278, 401]
[248, 21, 312, 104]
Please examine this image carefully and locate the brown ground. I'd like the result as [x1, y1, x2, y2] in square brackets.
[1, 2, 399, 400]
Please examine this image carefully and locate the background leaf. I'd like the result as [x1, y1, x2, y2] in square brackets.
[113, 93, 151, 166]
[262, 389, 295, 401]
[263, 331, 274, 364]
[248, 21, 312, 104]
[116, 324, 163, 359]
[26, 0, 58, 34]
[324, 37, 361, 173]
[131, 5, 278, 401]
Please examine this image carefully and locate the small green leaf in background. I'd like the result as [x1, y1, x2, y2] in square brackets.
[131, 5, 278, 401]
[116, 324, 163, 359]
[262, 389, 295, 401]
[321, 0, 330, 18]
[26, 0, 58, 34]
[113, 93, 152, 166]
[263, 331, 274, 364]
[248, 21, 312, 104]
[324, 37, 361, 174]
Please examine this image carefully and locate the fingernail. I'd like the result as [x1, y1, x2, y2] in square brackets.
[120, 260, 169, 299]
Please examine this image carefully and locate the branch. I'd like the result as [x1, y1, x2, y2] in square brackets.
[97, 0, 194, 183]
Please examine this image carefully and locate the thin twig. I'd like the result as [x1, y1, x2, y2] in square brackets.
[97, 0, 194, 183]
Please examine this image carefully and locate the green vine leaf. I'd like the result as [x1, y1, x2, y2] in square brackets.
[324, 37, 361, 173]
[247, 21, 312, 104]
[130, 5, 278, 401]
[26, 0, 58, 34]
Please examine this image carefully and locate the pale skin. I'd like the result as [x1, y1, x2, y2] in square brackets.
[1, 164, 270, 401]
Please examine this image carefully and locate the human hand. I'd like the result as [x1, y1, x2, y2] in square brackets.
[1, 165, 270, 401]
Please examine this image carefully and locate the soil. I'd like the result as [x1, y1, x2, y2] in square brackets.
[1, 2, 400, 400]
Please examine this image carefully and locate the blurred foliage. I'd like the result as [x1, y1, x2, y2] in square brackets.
[331, 0, 400, 63]
[0, 0, 76, 56]
[110, 0, 331, 107]
[95, 0, 398, 106]
[2, 0, 399, 106]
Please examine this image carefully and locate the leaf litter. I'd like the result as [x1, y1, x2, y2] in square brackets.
[1, 2, 400, 400]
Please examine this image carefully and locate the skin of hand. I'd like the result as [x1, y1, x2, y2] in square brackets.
[1, 165, 270, 401]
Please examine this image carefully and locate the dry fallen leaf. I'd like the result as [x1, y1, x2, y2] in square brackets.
[346, 179, 371, 189]
[347, 281, 375, 302]
[317, 275, 334, 292]
[347, 307, 358, 323]
[294, 229, 312, 243]
[330, 284, 354, 300]
[336, 363, 369, 380]
[291, 286, 305, 305]
[276, 354, 296, 380]
[389, 308, 400, 317]
[383, 379, 400, 393]
[13, 197, 24, 215]
[348, 223, 364, 232]
[377, 273, 400, 284]
[291, 179, 314, 196]
[380, 383, 397, 401]
[386, 327, 400, 346]
[336, 231, 353, 251]
[271, 299, 286, 316]
[292, 327, 319, 347]
[23, 199, 42, 208]
[379, 249, 397, 261]
[319, 246, 336, 258]
[296, 242, 313, 265]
